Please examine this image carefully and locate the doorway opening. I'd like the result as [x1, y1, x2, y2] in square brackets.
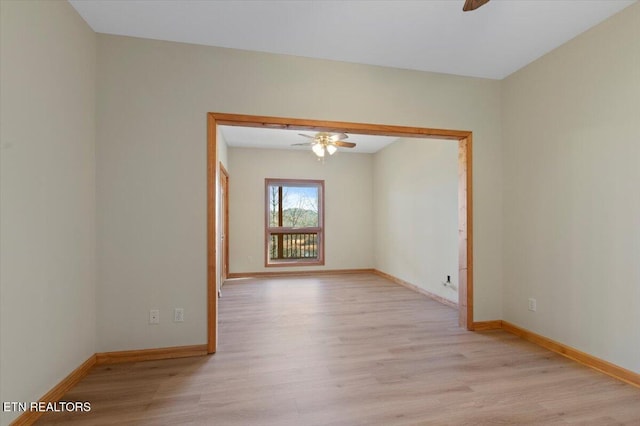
[207, 113, 473, 353]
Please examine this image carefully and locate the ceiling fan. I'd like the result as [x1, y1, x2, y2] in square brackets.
[463, 0, 489, 12]
[292, 132, 356, 158]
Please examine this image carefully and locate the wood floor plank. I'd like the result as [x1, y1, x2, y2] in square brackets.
[37, 273, 640, 425]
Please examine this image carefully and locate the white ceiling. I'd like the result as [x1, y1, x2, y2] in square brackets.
[220, 126, 400, 154]
[69, 0, 635, 80]
[69, 0, 635, 152]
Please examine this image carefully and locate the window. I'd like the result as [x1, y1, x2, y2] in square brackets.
[265, 179, 324, 266]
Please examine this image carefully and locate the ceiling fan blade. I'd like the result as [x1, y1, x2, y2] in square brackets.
[329, 133, 348, 142]
[463, 0, 489, 12]
[333, 141, 356, 148]
[298, 133, 316, 139]
[291, 142, 313, 146]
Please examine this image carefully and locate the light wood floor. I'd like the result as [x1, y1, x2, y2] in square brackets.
[38, 273, 640, 425]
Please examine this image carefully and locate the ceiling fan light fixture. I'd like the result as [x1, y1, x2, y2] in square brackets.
[295, 132, 355, 159]
[312, 143, 325, 157]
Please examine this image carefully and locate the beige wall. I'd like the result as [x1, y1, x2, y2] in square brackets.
[2, 2, 637, 414]
[502, 3, 640, 372]
[95, 33, 503, 351]
[0, 1, 96, 424]
[373, 138, 459, 303]
[218, 128, 229, 170]
[228, 148, 374, 272]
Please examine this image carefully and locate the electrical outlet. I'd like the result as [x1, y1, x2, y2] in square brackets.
[443, 275, 455, 290]
[149, 309, 160, 324]
[174, 308, 184, 322]
[528, 298, 536, 312]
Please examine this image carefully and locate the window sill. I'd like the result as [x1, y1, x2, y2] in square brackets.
[265, 259, 325, 268]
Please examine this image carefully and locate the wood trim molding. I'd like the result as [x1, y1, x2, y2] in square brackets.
[95, 344, 208, 365]
[472, 320, 503, 331]
[474, 320, 640, 387]
[228, 269, 375, 279]
[220, 163, 229, 283]
[207, 112, 475, 352]
[207, 114, 218, 354]
[10, 345, 209, 425]
[373, 269, 458, 309]
[501, 321, 640, 388]
[459, 136, 473, 330]
[10, 355, 96, 426]
[209, 112, 470, 140]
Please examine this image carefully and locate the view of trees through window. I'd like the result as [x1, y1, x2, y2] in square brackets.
[266, 180, 323, 265]
[268, 186, 319, 228]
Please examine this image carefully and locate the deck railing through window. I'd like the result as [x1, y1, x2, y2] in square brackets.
[269, 232, 318, 260]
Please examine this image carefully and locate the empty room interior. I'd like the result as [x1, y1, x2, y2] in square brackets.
[1, 0, 639, 425]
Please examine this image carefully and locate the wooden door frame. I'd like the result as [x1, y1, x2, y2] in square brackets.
[219, 162, 229, 286]
[207, 112, 473, 353]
